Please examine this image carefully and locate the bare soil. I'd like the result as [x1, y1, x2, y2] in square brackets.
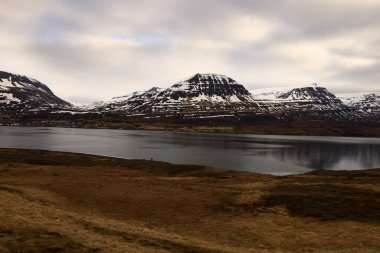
[0, 148, 380, 252]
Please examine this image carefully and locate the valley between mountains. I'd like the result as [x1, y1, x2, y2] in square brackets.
[1, 71, 379, 136]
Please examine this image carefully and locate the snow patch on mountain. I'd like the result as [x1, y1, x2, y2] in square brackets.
[94, 87, 163, 112]
[111, 91, 145, 102]
[338, 92, 380, 104]
[0, 93, 21, 104]
[338, 92, 380, 114]
[0, 79, 24, 89]
[110, 87, 163, 102]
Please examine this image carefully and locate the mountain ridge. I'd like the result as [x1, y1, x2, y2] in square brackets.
[94, 73, 372, 121]
[338, 92, 380, 115]
[0, 71, 379, 123]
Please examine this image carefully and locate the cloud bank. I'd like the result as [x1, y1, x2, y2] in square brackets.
[1, 0, 379, 103]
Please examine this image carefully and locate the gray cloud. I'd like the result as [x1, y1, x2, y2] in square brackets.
[0, 0, 379, 104]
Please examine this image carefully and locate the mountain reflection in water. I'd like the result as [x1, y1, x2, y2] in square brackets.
[0, 127, 379, 175]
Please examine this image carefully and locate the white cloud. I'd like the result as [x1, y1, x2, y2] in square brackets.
[0, 0, 379, 103]
[276, 42, 330, 70]
[230, 16, 275, 43]
[336, 56, 375, 69]
[185, 39, 233, 51]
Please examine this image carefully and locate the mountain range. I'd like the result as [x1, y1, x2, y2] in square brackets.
[90, 73, 379, 121]
[0, 71, 379, 123]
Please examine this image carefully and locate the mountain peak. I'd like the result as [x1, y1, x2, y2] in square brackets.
[153, 73, 254, 104]
[0, 70, 71, 111]
[184, 73, 238, 86]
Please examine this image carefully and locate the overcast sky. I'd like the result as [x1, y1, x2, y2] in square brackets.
[1, 0, 379, 104]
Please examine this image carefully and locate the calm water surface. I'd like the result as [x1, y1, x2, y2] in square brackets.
[0, 126, 379, 175]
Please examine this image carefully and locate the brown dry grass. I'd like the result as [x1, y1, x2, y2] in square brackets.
[0, 149, 380, 252]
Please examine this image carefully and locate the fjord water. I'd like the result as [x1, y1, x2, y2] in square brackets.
[0, 126, 379, 175]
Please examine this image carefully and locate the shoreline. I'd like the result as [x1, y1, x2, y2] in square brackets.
[2, 123, 380, 139]
[0, 147, 379, 176]
[1, 112, 380, 137]
[1, 148, 380, 252]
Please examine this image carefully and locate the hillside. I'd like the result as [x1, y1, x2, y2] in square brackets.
[1, 149, 380, 252]
[0, 71, 72, 112]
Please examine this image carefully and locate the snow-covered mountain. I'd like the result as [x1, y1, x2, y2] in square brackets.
[96, 87, 163, 112]
[251, 84, 356, 119]
[96, 74, 260, 118]
[252, 84, 335, 101]
[95, 76, 369, 120]
[150, 73, 259, 117]
[338, 92, 380, 115]
[154, 73, 255, 104]
[0, 71, 72, 112]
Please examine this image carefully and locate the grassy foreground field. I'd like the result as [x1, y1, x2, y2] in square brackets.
[0, 149, 380, 253]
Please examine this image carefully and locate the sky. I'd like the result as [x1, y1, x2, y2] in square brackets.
[1, 0, 379, 104]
